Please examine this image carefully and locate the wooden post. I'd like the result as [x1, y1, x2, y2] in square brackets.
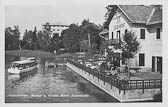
[124, 80, 126, 95]
[160, 80, 162, 92]
[98, 72, 99, 81]
[93, 71, 94, 79]
[111, 77, 113, 89]
[104, 73, 105, 85]
[119, 80, 121, 94]
[153, 80, 156, 88]
[142, 80, 144, 94]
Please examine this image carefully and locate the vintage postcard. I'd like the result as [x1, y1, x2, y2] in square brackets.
[1, 0, 167, 105]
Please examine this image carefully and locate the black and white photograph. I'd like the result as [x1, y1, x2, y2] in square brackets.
[1, 0, 167, 104]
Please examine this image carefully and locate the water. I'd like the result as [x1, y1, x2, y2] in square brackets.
[5, 55, 118, 103]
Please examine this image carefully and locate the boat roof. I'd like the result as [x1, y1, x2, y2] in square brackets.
[26, 57, 36, 60]
[12, 60, 34, 64]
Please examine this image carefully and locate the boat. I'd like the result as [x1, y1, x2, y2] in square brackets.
[8, 58, 38, 74]
[26, 57, 37, 63]
[48, 62, 56, 68]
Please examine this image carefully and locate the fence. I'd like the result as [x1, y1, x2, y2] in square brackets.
[67, 59, 162, 94]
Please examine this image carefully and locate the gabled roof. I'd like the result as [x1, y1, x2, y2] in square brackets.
[104, 5, 162, 27]
[147, 7, 162, 25]
[118, 5, 154, 24]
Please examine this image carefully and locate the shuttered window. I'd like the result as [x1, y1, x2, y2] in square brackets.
[111, 32, 113, 40]
[125, 29, 127, 35]
[139, 53, 145, 66]
[156, 28, 161, 39]
[140, 29, 145, 39]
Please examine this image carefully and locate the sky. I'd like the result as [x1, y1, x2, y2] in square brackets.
[4, 0, 165, 37]
[5, 0, 108, 37]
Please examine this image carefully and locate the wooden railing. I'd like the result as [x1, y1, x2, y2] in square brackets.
[67, 59, 162, 94]
[109, 39, 120, 44]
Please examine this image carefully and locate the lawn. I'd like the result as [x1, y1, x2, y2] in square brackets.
[5, 50, 78, 59]
[5, 50, 54, 58]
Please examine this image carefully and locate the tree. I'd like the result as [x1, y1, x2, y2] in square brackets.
[36, 30, 50, 51]
[103, 5, 117, 29]
[79, 39, 89, 52]
[32, 26, 38, 50]
[80, 19, 102, 52]
[42, 22, 52, 37]
[62, 24, 81, 52]
[88, 43, 98, 55]
[30, 23, 52, 51]
[100, 40, 109, 56]
[48, 33, 61, 53]
[22, 30, 34, 49]
[121, 31, 140, 62]
[5, 26, 20, 50]
[120, 30, 140, 78]
[5, 27, 12, 50]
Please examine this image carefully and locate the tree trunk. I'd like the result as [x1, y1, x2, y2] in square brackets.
[127, 58, 130, 80]
[19, 44, 22, 50]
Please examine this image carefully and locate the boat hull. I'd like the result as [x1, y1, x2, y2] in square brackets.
[8, 65, 37, 74]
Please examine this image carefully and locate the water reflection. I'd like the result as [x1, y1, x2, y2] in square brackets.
[8, 69, 38, 82]
[5, 55, 118, 103]
[8, 75, 20, 81]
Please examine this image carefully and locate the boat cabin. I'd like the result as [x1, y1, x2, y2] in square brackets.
[11, 60, 37, 69]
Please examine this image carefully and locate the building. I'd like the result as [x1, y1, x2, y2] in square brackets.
[42, 23, 69, 37]
[100, 5, 162, 73]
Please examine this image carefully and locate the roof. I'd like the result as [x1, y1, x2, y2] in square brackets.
[118, 5, 154, 24]
[42, 24, 69, 27]
[104, 5, 162, 26]
[13, 60, 34, 64]
[26, 57, 36, 60]
[147, 7, 162, 25]
[99, 29, 109, 35]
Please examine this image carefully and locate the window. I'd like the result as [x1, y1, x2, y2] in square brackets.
[117, 30, 120, 40]
[139, 53, 145, 66]
[111, 32, 113, 40]
[156, 28, 161, 39]
[140, 29, 145, 39]
[125, 29, 127, 35]
[116, 16, 121, 23]
[116, 30, 120, 43]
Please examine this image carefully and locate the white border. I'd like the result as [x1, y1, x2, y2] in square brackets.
[1, 0, 168, 107]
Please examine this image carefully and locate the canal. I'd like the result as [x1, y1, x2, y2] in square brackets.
[5, 55, 118, 103]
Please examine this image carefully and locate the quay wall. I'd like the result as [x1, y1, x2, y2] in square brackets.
[66, 62, 161, 102]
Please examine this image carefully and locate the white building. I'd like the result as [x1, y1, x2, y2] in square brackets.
[42, 23, 69, 37]
[100, 5, 162, 73]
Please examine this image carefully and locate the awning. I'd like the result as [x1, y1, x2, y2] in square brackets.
[99, 29, 109, 35]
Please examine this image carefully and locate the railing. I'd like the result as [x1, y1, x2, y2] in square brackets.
[109, 39, 120, 44]
[67, 59, 162, 94]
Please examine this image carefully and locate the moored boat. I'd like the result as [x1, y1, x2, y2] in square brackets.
[8, 59, 37, 74]
[26, 57, 37, 63]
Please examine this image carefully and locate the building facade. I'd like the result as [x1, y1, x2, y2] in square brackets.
[42, 23, 69, 37]
[100, 5, 162, 73]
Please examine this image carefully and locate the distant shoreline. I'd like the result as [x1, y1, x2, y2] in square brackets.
[5, 50, 55, 58]
[5, 50, 75, 58]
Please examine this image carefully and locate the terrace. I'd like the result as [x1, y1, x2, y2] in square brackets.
[69, 53, 162, 83]
[67, 59, 162, 96]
